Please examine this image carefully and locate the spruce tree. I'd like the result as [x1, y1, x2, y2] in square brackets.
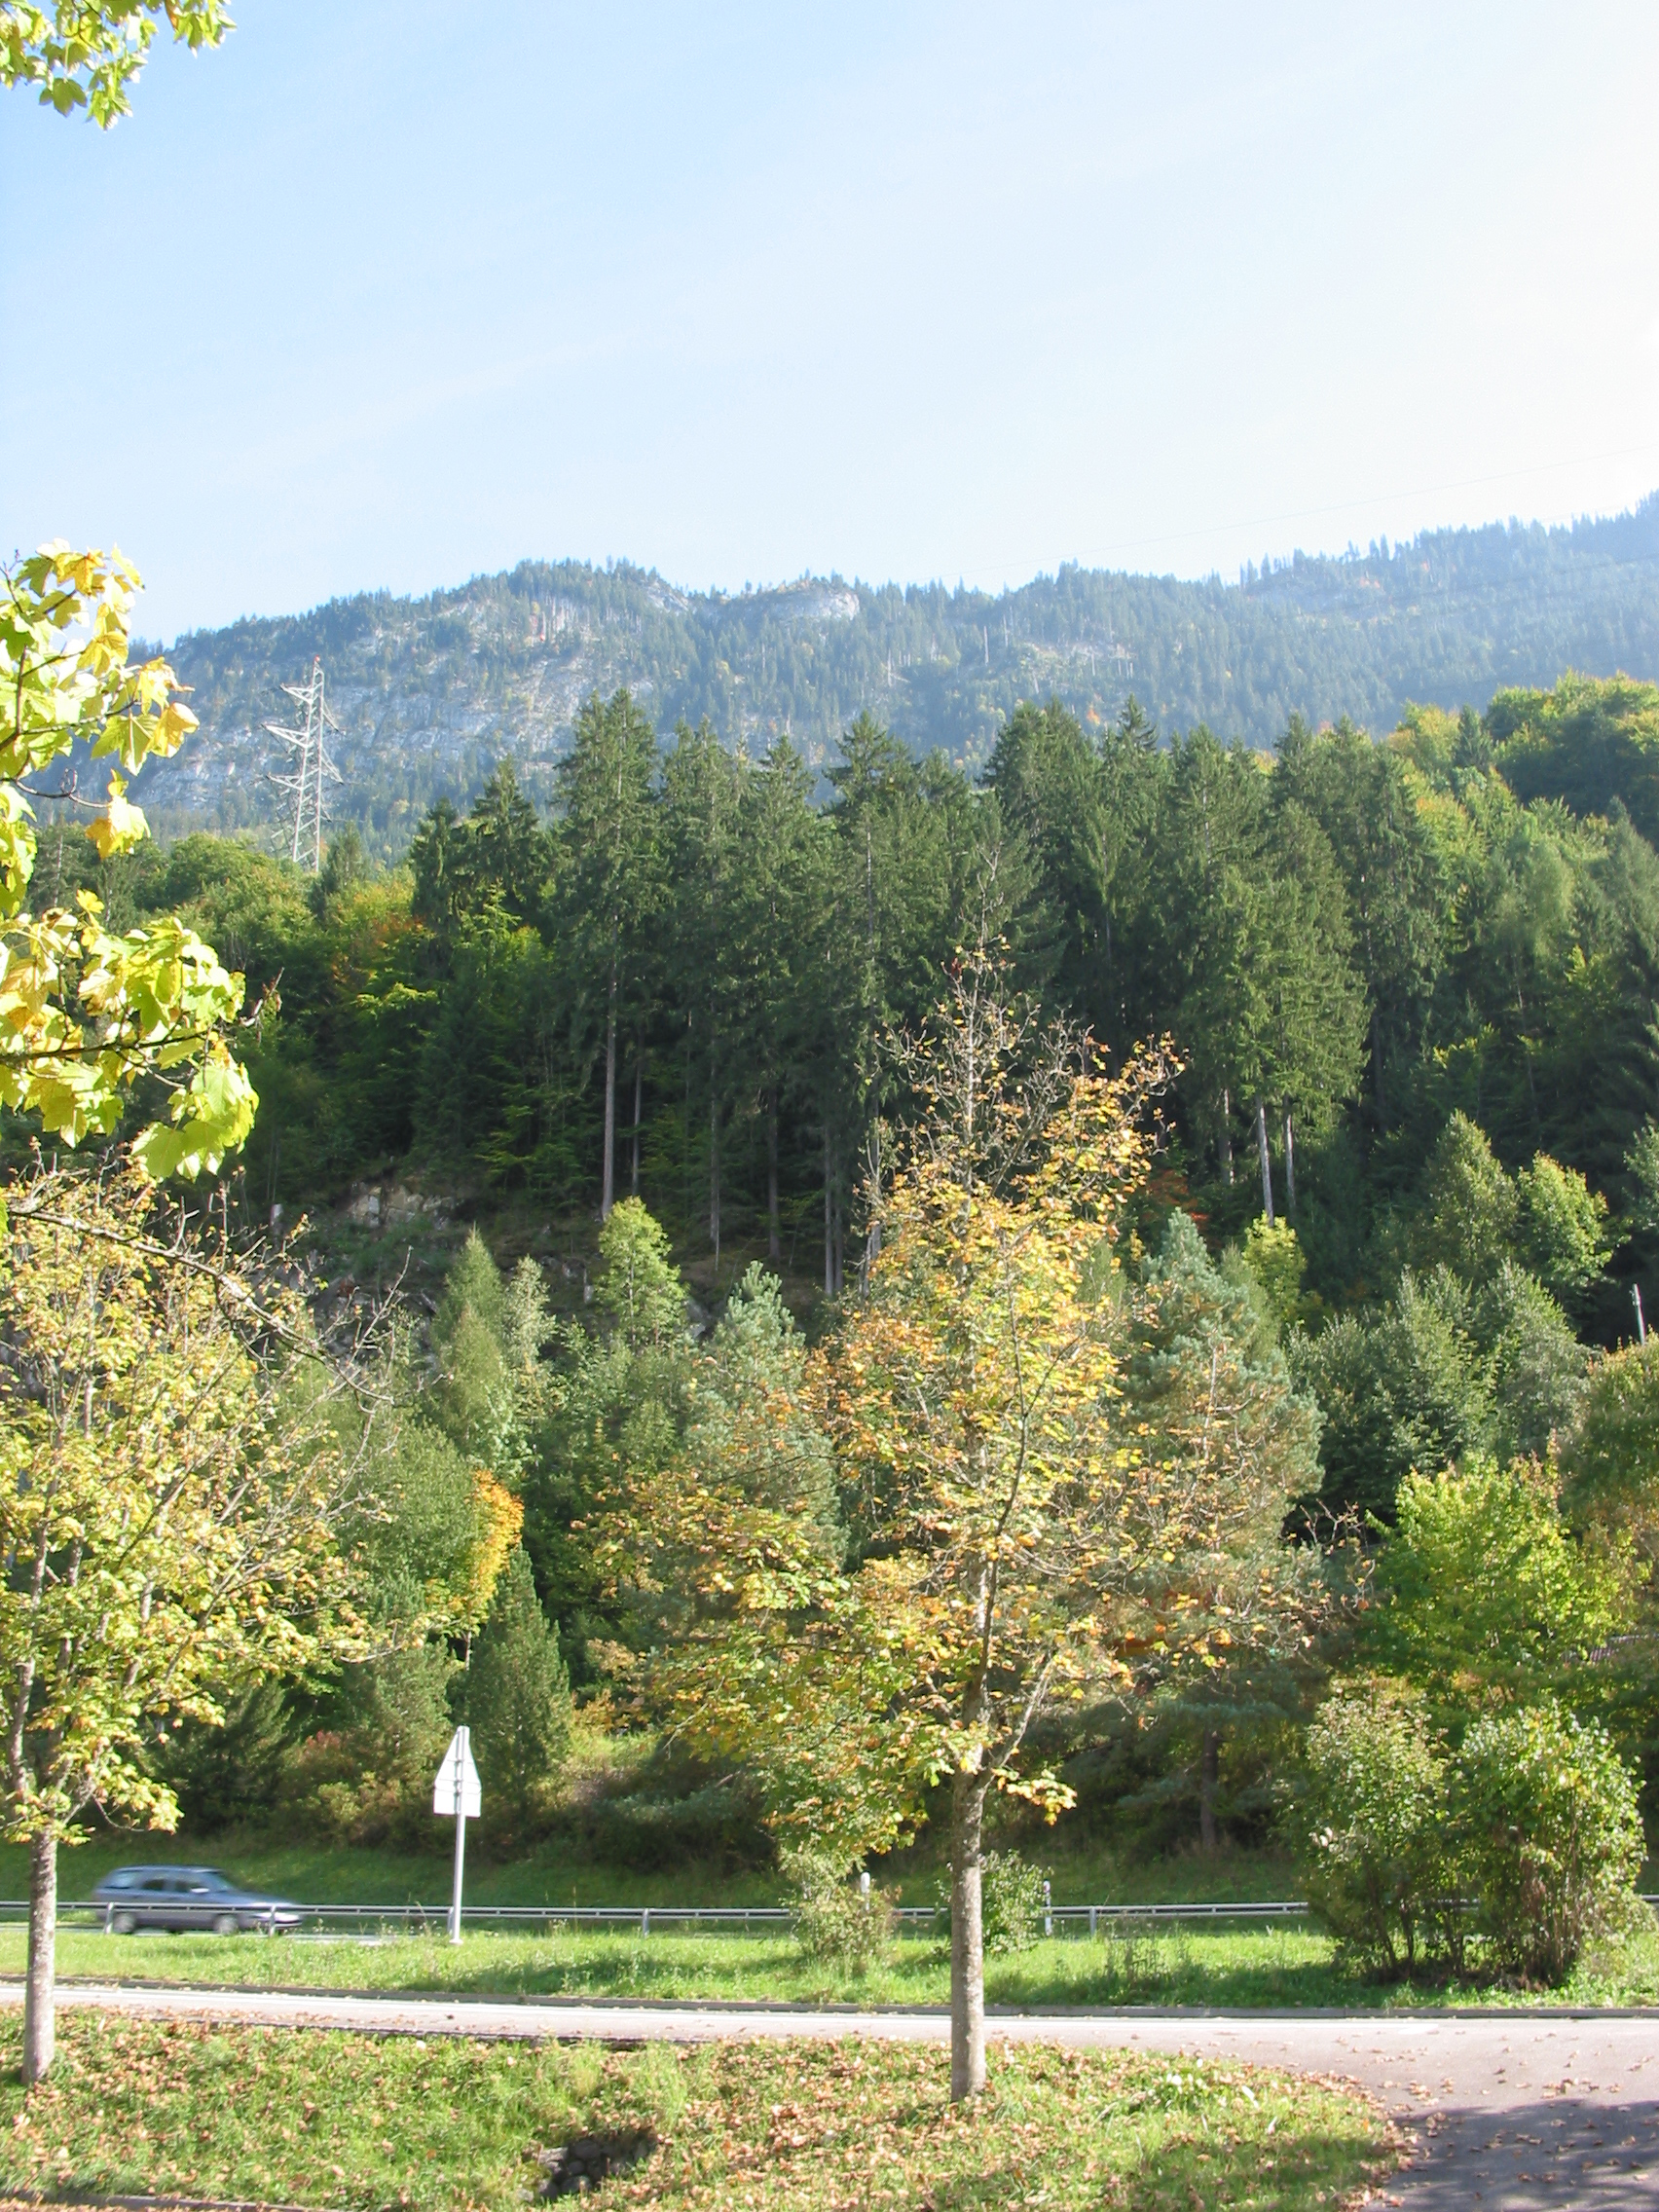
[466, 1547, 571, 1825]
[554, 689, 663, 1218]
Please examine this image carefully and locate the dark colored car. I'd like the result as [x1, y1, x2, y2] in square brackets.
[90, 1865, 302, 1935]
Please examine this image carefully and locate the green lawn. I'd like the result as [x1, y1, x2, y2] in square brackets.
[18, 1913, 1659, 2009]
[0, 2015, 1395, 2211]
[0, 1830, 1307, 1911]
[0, 1832, 791, 1910]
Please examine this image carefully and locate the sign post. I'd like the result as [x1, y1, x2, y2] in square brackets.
[432, 1726, 482, 1944]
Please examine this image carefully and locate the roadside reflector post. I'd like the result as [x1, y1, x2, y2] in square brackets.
[860, 1871, 871, 1912]
[1044, 1880, 1052, 1937]
[432, 1725, 482, 1945]
[1635, 1283, 1646, 1346]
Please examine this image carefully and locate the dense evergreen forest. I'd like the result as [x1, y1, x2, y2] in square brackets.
[49, 665, 1659, 1522]
[128, 497, 1659, 853]
[44, 660, 1659, 1868]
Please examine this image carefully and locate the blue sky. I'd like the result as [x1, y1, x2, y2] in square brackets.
[4, 2, 1659, 640]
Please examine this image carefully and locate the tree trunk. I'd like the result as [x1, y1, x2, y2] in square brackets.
[601, 958, 618, 1222]
[1256, 1101, 1273, 1226]
[948, 1773, 988, 2101]
[1282, 1110, 1296, 1220]
[709, 1089, 721, 1278]
[1218, 1088, 1234, 1185]
[824, 1130, 834, 1297]
[863, 1124, 882, 1287]
[767, 1092, 781, 1265]
[1198, 1729, 1219, 1854]
[1371, 1009, 1388, 1127]
[631, 1048, 644, 1197]
[23, 1831, 55, 2084]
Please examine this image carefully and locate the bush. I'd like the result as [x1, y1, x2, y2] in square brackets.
[274, 1641, 457, 1848]
[982, 1849, 1049, 1955]
[935, 1850, 1049, 1956]
[1239, 1217, 1309, 1335]
[1291, 1678, 1455, 1975]
[782, 1849, 894, 1978]
[273, 1730, 414, 1848]
[1456, 1697, 1644, 1983]
[583, 1780, 771, 1871]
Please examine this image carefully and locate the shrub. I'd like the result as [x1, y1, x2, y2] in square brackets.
[1239, 1217, 1309, 1335]
[1290, 1678, 1455, 1975]
[1456, 1697, 1644, 1983]
[782, 1848, 894, 1978]
[934, 1850, 1049, 1956]
[273, 1731, 412, 1848]
[273, 1641, 457, 1848]
[583, 1780, 771, 1871]
[981, 1849, 1049, 1955]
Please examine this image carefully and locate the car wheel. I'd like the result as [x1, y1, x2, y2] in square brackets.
[111, 1911, 138, 1936]
[211, 1914, 240, 1936]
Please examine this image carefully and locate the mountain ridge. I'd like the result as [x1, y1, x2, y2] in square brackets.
[130, 495, 1659, 854]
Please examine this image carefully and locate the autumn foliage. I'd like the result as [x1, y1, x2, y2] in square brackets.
[606, 940, 1322, 2094]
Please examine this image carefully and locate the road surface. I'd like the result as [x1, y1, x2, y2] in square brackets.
[5, 1981, 1658, 2207]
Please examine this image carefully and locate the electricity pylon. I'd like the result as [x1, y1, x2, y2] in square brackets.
[263, 657, 343, 872]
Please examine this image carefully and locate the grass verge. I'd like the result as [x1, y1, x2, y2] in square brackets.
[17, 1914, 1659, 2009]
[0, 1834, 1309, 1912]
[0, 2016, 1395, 2211]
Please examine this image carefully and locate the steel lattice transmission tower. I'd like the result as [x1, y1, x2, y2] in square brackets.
[263, 656, 343, 872]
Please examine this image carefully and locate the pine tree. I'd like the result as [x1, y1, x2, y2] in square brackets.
[1126, 1211, 1323, 1849]
[982, 697, 1109, 1017]
[662, 720, 746, 1270]
[554, 690, 663, 1218]
[465, 1547, 571, 1825]
[1273, 718, 1445, 1128]
[731, 739, 830, 1263]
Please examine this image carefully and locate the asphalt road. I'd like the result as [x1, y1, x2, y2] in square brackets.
[7, 1982, 1659, 2208]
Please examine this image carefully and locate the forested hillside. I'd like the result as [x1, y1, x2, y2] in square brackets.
[19, 0, 1659, 2040]
[129, 496, 1659, 852]
[49, 663, 1659, 1867]
[43, 664, 1659, 1486]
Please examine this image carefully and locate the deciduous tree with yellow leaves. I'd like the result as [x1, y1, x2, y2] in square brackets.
[0, 1162, 382, 2082]
[608, 936, 1323, 2099]
[3, 16, 254, 1177]
[0, 546, 257, 1176]
[1, 2, 233, 127]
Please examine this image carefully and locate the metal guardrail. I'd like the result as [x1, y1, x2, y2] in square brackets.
[0, 1897, 1325, 1938]
[19, 1894, 1657, 1937]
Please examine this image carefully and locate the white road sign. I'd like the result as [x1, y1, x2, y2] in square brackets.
[433, 1726, 482, 1820]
